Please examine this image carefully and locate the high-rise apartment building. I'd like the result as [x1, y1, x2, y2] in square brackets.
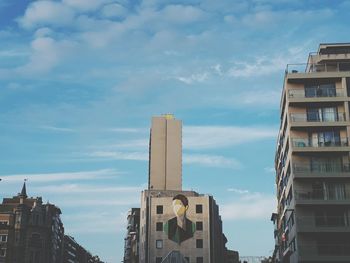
[128, 115, 229, 263]
[274, 43, 350, 263]
[149, 115, 182, 191]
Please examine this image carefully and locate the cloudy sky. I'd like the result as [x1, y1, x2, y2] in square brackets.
[0, 0, 349, 261]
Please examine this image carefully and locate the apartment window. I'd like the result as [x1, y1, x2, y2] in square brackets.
[156, 205, 163, 214]
[156, 222, 163, 231]
[196, 221, 203, 231]
[307, 107, 338, 122]
[0, 248, 6, 257]
[305, 83, 336, 98]
[196, 257, 203, 263]
[0, 235, 7, 242]
[185, 257, 190, 262]
[156, 240, 163, 249]
[156, 257, 162, 263]
[196, 239, 203, 248]
[196, 204, 203, 213]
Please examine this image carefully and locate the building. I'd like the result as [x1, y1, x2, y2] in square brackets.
[124, 208, 140, 263]
[225, 250, 239, 263]
[274, 43, 350, 263]
[63, 235, 104, 263]
[0, 183, 64, 263]
[136, 115, 229, 263]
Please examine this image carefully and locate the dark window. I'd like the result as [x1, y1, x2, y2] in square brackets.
[156, 205, 163, 214]
[185, 257, 190, 262]
[196, 221, 203, 231]
[196, 257, 203, 263]
[347, 78, 350, 96]
[156, 240, 163, 249]
[196, 204, 202, 213]
[156, 257, 162, 263]
[196, 239, 203, 248]
[156, 222, 163, 231]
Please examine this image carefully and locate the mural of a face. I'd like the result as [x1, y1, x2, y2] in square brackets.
[172, 199, 188, 217]
[164, 194, 195, 245]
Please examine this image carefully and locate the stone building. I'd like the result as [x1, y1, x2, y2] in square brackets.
[0, 183, 64, 263]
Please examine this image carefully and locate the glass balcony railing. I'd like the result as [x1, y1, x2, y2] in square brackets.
[295, 190, 349, 201]
[288, 89, 344, 98]
[286, 62, 350, 73]
[290, 112, 346, 122]
[297, 216, 350, 228]
[293, 163, 350, 173]
[292, 138, 349, 148]
[299, 244, 350, 257]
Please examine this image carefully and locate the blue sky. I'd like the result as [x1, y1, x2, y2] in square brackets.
[0, 0, 349, 261]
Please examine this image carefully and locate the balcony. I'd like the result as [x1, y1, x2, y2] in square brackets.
[295, 190, 350, 205]
[297, 216, 350, 232]
[288, 89, 344, 98]
[299, 244, 350, 262]
[290, 112, 346, 125]
[286, 62, 350, 73]
[291, 137, 350, 152]
[293, 163, 350, 178]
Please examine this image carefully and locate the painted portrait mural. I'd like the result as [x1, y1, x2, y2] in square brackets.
[164, 194, 196, 244]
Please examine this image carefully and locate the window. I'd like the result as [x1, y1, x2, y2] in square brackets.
[185, 257, 190, 262]
[305, 83, 336, 98]
[156, 240, 163, 249]
[196, 204, 203, 213]
[156, 222, 163, 231]
[196, 239, 203, 248]
[156, 257, 162, 263]
[196, 257, 203, 263]
[196, 221, 203, 231]
[156, 205, 163, 214]
[0, 248, 6, 257]
[0, 235, 7, 242]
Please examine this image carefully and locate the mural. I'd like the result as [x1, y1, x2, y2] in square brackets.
[164, 194, 196, 244]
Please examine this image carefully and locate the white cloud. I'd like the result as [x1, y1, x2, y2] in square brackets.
[39, 125, 75, 132]
[160, 5, 206, 24]
[18, 1, 75, 29]
[89, 151, 148, 161]
[221, 192, 276, 220]
[183, 126, 276, 150]
[63, 0, 109, 12]
[100, 3, 128, 18]
[0, 169, 119, 183]
[228, 56, 286, 77]
[17, 36, 77, 74]
[227, 188, 250, 194]
[184, 154, 241, 169]
[33, 184, 143, 194]
[176, 72, 209, 84]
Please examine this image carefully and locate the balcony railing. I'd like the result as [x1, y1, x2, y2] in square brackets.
[286, 62, 350, 73]
[290, 112, 346, 122]
[292, 138, 348, 148]
[297, 216, 350, 228]
[295, 190, 348, 201]
[293, 163, 350, 173]
[299, 244, 350, 257]
[288, 89, 345, 98]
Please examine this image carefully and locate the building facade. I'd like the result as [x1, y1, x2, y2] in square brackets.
[0, 183, 64, 263]
[135, 115, 228, 263]
[274, 43, 350, 263]
[124, 208, 140, 263]
[63, 235, 104, 263]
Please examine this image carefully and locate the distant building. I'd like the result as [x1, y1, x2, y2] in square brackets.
[225, 250, 239, 263]
[130, 115, 231, 263]
[123, 208, 140, 263]
[275, 43, 350, 262]
[0, 182, 64, 263]
[63, 235, 104, 263]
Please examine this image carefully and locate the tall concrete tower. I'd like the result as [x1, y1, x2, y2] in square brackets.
[148, 114, 182, 191]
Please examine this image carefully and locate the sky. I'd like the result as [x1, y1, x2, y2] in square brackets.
[0, 0, 349, 262]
